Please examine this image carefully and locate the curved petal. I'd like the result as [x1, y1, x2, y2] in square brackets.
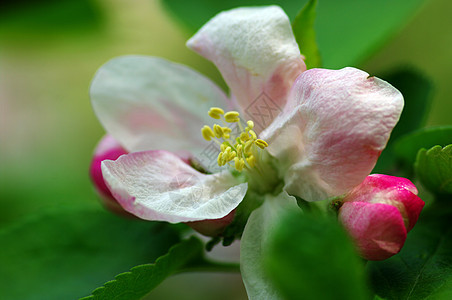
[339, 202, 407, 261]
[101, 150, 247, 223]
[262, 67, 404, 201]
[187, 6, 306, 131]
[91, 55, 233, 156]
[240, 192, 298, 300]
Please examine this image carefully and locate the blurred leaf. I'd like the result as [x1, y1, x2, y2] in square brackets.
[426, 277, 452, 300]
[292, 0, 321, 69]
[160, 0, 426, 67]
[367, 202, 452, 299]
[393, 126, 452, 167]
[0, 206, 181, 300]
[385, 69, 433, 141]
[0, 0, 103, 35]
[264, 211, 370, 299]
[82, 237, 204, 300]
[415, 145, 452, 195]
[372, 68, 433, 174]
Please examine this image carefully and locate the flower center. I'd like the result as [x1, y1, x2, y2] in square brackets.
[201, 107, 269, 173]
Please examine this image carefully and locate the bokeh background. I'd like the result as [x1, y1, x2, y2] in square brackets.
[1, 0, 451, 299]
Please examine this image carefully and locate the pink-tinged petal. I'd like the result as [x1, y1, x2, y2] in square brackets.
[262, 67, 404, 201]
[89, 135, 130, 215]
[187, 6, 306, 130]
[339, 202, 407, 261]
[101, 150, 248, 223]
[91, 55, 233, 156]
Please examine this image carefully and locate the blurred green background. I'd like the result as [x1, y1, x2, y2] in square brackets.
[0, 0, 451, 299]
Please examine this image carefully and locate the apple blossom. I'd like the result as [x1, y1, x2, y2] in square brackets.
[89, 6, 407, 299]
[338, 174, 425, 261]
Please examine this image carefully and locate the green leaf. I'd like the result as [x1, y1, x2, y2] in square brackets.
[384, 69, 433, 142]
[292, 0, 321, 69]
[0, 0, 103, 36]
[367, 203, 452, 299]
[393, 126, 452, 168]
[415, 145, 452, 195]
[160, 0, 426, 67]
[264, 211, 370, 299]
[0, 206, 181, 300]
[372, 69, 433, 174]
[82, 237, 204, 300]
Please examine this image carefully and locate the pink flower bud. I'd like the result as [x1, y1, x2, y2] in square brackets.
[338, 174, 425, 261]
[185, 210, 236, 237]
[89, 135, 129, 215]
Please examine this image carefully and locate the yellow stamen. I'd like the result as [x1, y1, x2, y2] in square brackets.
[213, 124, 224, 138]
[201, 107, 269, 172]
[246, 155, 256, 168]
[224, 111, 240, 123]
[217, 152, 224, 166]
[240, 132, 250, 142]
[208, 107, 225, 119]
[244, 140, 254, 153]
[228, 151, 237, 161]
[234, 157, 245, 172]
[201, 125, 215, 141]
[236, 144, 243, 157]
[255, 139, 268, 149]
[249, 130, 257, 140]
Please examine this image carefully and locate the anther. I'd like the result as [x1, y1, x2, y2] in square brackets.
[201, 125, 215, 141]
[217, 152, 224, 166]
[208, 107, 225, 119]
[255, 139, 268, 149]
[240, 132, 250, 142]
[213, 124, 224, 138]
[224, 111, 240, 123]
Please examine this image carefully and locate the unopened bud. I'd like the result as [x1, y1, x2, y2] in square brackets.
[338, 174, 425, 261]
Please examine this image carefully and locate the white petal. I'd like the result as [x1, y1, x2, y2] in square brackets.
[240, 192, 299, 299]
[261, 67, 404, 201]
[91, 55, 232, 155]
[101, 150, 247, 223]
[187, 6, 305, 132]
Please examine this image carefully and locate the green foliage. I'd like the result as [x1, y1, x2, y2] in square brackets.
[393, 126, 452, 168]
[372, 69, 433, 174]
[264, 211, 370, 299]
[292, 0, 321, 69]
[82, 237, 204, 300]
[0, 0, 103, 35]
[415, 145, 452, 195]
[160, 0, 426, 68]
[385, 69, 433, 142]
[368, 202, 452, 299]
[0, 206, 181, 300]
